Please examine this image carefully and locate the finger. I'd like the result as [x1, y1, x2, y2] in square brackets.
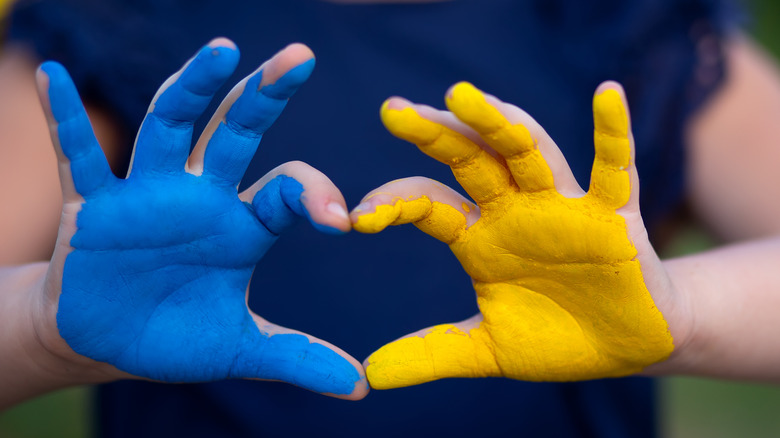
[351, 177, 476, 244]
[189, 44, 315, 185]
[235, 314, 368, 400]
[586, 82, 637, 210]
[36, 61, 115, 200]
[446, 82, 583, 196]
[239, 161, 350, 235]
[129, 38, 240, 175]
[364, 314, 501, 390]
[381, 98, 514, 204]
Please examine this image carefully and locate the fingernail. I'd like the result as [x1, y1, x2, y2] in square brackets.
[352, 202, 371, 214]
[206, 37, 237, 50]
[382, 97, 412, 112]
[327, 202, 349, 220]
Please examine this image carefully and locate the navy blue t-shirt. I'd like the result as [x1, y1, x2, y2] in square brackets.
[9, 0, 734, 436]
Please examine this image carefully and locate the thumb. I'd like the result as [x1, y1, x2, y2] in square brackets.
[240, 161, 351, 236]
[364, 314, 500, 389]
[232, 315, 369, 400]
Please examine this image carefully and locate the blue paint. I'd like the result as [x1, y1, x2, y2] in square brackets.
[133, 44, 239, 175]
[47, 50, 359, 394]
[203, 58, 316, 185]
[252, 174, 345, 236]
[40, 61, 113, 195]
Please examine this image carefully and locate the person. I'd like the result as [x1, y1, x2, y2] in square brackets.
[2, 0, 779, 436]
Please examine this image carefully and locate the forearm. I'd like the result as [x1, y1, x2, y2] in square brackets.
[0, 263, 116, 410]
[647, 236, 780, 382]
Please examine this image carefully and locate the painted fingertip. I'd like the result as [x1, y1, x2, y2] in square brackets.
[446, 81, 479, 102]
[38, 61, 69, 93]
[38, 60, 62, 79]
[342, 376, 370, 401]
[178, 44, 240, 95]
[352, 201, 401, 234]
[256, 333, 363, 396]
[593, 88, 629, 137]
[37, 62, 80, 123]
[259, 57, 315, 99]
[446, 81, 508, 134]
[380, 102, 442, 145]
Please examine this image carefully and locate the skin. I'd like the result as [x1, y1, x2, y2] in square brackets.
[0, 39, 369, 409]
[353, 82, 677, 388]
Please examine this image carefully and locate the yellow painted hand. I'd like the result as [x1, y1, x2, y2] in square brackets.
[353, 82, 675, 389]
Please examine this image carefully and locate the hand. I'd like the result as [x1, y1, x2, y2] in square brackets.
[34, 39, 368, 399]
[353, 82, 683, 389]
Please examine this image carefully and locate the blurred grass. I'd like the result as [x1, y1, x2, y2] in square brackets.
[1, 0, 779, 437]
[0, 387, 91, 438]
[663, 378, 780, 438]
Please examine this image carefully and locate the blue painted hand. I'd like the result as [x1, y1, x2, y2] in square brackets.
[37, 39, 367, 399]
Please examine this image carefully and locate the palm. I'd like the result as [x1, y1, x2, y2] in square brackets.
[40, 41, 366, 398]
[59, 174, 270, 381]
[454, 190, 666, 381]
[357, 82, 673, 389]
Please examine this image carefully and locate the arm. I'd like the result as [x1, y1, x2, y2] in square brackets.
[686, 34, 780, 241]
[642, 34, 780, 381]
[0, 263, 119, 409]
[0, 39, 368, 410]
[649, 237, 780, 382]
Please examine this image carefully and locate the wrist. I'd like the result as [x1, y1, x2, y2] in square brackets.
[640, 258, 698, 376]
[0, 263, 121, 409]
[34, 262, 128, 384]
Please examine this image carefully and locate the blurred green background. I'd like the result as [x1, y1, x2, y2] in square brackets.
[2, 0, 780, 437]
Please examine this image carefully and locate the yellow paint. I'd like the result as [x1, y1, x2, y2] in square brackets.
[461, 202, 470, 213]
[354, 196, 466, 244]
[380, 101, 512, 204]
[361, 85, 673, 389]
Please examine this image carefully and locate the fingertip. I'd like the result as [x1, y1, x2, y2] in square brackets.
[379, 98, 410, 126]
[38, 60, 65, 78]
[304, 200, 352, 235]
[594, 80, 625, 97]
[36, 62, 83, 124]
[279, 42, 315, 62]
[381, 96, 412, 112]
[35, 63, 53, 108]
[281, 174, 350, 235]
[445, 80, 473, 101]
[37, 61, 70, 97]
[187, 42, 241, 86]
[593, 82, 630, 138]
[329, 374, 370, 401]
[252, 333, 366, 397]
[206, 36, 237, 50]
[446, 82, 506, 133]
[324, 201, 352, 232]
[381, 101, 442, 145]
[350, 193, 399, 234]
[258, 44, 315, 97]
